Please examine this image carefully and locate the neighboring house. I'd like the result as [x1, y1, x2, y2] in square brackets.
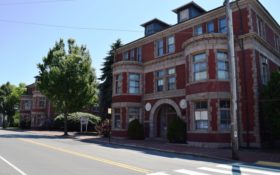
[20, 83, 54, 128]
[112, 0, 280, 148]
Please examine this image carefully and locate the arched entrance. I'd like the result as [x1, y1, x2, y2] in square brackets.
[149, 99, 182, 137]
[155, 104, 177, 138]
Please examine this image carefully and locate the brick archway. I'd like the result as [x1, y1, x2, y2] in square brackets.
[149, 99, 182, 137]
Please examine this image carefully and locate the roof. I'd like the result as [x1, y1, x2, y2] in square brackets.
[172, 1, 206, 14]
[26, 83, 35, 88]
[140, 18, 171, 27]
[116, 0, 280, 52]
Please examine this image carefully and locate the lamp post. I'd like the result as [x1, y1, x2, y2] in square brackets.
[107, 108, 112, 143]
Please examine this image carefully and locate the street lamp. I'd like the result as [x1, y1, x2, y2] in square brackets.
[107, 108, 112, 143]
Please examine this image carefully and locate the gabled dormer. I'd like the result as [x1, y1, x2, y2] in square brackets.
[172, 1, 206, 23]
[141, 18, 170, 36]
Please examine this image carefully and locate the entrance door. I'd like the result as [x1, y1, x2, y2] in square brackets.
[156, 105, 177, 138]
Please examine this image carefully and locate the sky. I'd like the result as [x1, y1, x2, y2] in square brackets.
[0, 0, 278, 86]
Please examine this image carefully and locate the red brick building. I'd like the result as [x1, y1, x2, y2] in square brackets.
[20, 83, 54, 128]
[112, 0, 280, 147]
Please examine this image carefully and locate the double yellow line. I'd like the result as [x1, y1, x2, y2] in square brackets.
[19, 138, 151, 174]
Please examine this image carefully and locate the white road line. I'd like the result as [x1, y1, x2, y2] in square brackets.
[198, 167, 251, 175]
[175, 169, 211, 175]
[217, 164, 280, 175]
[147, 172, 170, 175]
[0, 155, 27, 175]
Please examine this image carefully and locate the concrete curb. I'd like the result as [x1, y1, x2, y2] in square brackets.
[82, 138, 234, 163]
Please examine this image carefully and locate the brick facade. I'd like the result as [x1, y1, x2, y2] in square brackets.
[19, 83, 55, 128]
[112, 0, 280, 147]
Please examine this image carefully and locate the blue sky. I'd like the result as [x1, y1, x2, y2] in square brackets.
[0, 0, 277, 86]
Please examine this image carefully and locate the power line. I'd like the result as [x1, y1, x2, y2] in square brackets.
[0, 0, 74, 6]
[0, 19, 142, 33]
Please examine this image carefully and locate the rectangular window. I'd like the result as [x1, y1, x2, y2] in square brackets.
[128, 107, 140, 123]
[137, 47, 142, 62]
[207, 21, 214, 33]
[115, 74, 122, 94]
[193, 53, 207, 81]
[129, 73, 140, 94]
[39, 97, 46, 108]
[25, 100, 32, 110]
[179, 9, 189, 22]
[167, 68, 175, 75]
[194, 25, 203, 36]
[167, 68, 176, 90]
[114, 108, 121, 128]
[167, 77, 176, 90]
[146, 24, 154, 36]
[219, 17, 227, 33]
[156, 70, 165, 92]
[156, 79, 164, 92]
[220, 100, 231, 129]
[123, 51, 129, 60]
[257, 16, 265, 38]
[167, 36, 175, 54]
[274, 35, 280, 52]
[156, 70, 165, 77]
[261, 55, 269, 85]
[195, 101, 208, 130]
[156, 39, 164, 57]
[217, 51, 229, 80]
[130, 49, 135, 61]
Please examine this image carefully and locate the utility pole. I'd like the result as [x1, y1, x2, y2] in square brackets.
[225, 0, 239, 160]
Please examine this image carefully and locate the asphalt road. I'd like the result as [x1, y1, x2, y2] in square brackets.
[0, 129, 279, 175]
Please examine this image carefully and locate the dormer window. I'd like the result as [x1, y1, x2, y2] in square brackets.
[146, 24, 154, 36]
[141, 18, 170, 36]
[173, 2, 206, 24]
[179, 9, 189, 22]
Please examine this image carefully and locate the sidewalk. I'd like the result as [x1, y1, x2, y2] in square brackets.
[26, 130, 280, 167]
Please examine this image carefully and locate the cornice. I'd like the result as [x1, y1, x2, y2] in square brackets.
[116, 0, 249, 53]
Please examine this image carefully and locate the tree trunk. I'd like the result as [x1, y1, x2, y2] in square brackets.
[64, 113, 68, 136]
[2, 115, 6, 129]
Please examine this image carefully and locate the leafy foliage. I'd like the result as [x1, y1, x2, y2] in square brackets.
[0, 82, 26, 128]
[127, 119, 145, 140]
[54, 112, 101, 131]
[98, 39, 122, 118]
[36, 39, 98, 135]
[167, 117, 186, 143]
[262, 71, 280, 146]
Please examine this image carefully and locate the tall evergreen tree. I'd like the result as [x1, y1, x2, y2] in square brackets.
[99, 39, 122, 118]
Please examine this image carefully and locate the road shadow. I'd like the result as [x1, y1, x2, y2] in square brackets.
[0, 129, 73, 140]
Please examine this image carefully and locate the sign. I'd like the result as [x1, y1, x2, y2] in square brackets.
[80, 116, 89, 132]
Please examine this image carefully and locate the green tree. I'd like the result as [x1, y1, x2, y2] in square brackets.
[0, 82, 26, 127]
[36, 39, 98, 136]
[99, 39, 122, 118]
[262, 71, 280, 145]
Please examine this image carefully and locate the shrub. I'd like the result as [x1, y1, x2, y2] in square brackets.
[127, 119, 145, 140]
[20, 119, 31, 129]
[167, 117, 186, 143]
[12, 112, 20, 127]
[95, 119, 110, 137]
[54, 112, 101, 132]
